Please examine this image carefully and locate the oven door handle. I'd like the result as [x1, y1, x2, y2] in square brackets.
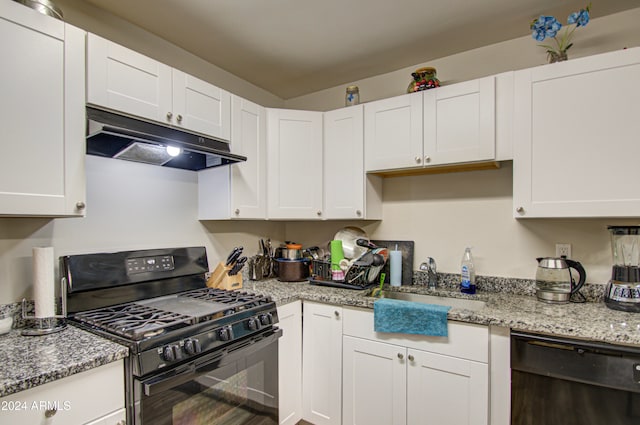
[143, 363, 199, 396]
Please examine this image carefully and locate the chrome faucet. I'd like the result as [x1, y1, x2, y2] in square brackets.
[419, 257, 438, 289]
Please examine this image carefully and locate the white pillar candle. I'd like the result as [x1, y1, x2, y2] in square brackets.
[33, 247, 56, 318]
[390, 249, 402, 287]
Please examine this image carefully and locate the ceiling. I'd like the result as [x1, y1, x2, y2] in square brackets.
[83, 0, 638, 99]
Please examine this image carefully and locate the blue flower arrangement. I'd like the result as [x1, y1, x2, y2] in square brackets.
[530, 4, 591, 63]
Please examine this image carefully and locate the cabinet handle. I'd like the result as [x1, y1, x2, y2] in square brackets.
[177, 114, 183, 123]
[424, 156, 431, 163]
[516, 206, 525, 214]
[408, 354, 415, 361]
[75, 201, 86, 210]
[414, 156, 422, 164]
[234, 208, 240, 215]
[166, 112, 173, 120]
[356, 210, 362, 217]
[397, 353, 404, 360]
[334, 310, 340, 318]
[44, 408, 57, 418]
[317, 210, 322, 216]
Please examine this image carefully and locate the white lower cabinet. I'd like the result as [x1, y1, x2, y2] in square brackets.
[0, 360, 124, 425]
[342, 307, 489, 425]
[278, 301, 303, 425]
[302, 302, 343, 425]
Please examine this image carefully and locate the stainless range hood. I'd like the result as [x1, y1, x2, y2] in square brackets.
[86, 107, 246, 171]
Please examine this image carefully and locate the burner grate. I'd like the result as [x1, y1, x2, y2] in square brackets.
[179, 288, 272, 315]
[73, 304, 193, 340]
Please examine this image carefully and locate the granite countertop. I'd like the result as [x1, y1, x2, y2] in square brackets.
[0, 325, 128, 398]
[242, 279, 640, 347]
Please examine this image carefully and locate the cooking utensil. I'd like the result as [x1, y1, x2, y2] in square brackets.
[535, 257, 586, 303]
[356, 238, 377, 250]
[275, 258, 310, 282]
[333, 226, 368, 260]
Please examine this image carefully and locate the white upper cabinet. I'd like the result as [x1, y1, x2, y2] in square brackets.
[365, 77, 497, 172]
[513, 48, 640, 218]
[423, 77, 495, 165]
[365, 92, 423, 171]
[198, 96, 266, 220]
[267, 108, 323, 219]
[0, 1, 86, 217]
[87, 33, 230, 140]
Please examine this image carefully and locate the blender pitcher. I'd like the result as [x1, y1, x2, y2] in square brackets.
[605, 226, 640, 312]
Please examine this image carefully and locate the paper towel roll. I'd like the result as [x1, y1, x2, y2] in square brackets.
[390, 250, 402, 287]
[33, 247, 56, 318]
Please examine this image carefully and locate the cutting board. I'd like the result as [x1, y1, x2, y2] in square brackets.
[371, 240, 414, 285]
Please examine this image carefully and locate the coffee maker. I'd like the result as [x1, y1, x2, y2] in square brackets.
[604, 226, 640, 312]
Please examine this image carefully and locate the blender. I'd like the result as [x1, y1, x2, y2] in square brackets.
[604, 226, 640, 312]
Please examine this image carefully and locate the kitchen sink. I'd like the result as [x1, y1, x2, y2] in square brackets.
[373, 290, 486, 311]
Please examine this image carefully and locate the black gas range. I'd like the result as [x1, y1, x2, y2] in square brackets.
[63, 246, 281, 425]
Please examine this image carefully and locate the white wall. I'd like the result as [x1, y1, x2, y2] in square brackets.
[0, 157, 285, 304]
[284, 8, 640, 111]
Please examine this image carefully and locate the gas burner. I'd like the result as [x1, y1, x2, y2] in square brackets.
[73, 303, 193, 340]
[179, 288, 272, 315]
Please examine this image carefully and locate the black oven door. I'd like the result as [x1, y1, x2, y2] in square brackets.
[133, 328, 281, 425]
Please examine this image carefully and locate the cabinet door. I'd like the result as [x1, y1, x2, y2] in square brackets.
[172, 69, 231, 140]
[342, 336, 407, 425]
[407, 349, 488, 425]
[513, 48, 640, 218]
[87, 33, 172, 125]
[364, 92, 423, 171]
[302, 302, 342, 425]
[0, 361, 124, 425]
[0, 3, 86, 217]
[324, 105, 365, 219]
[230, 96, 267, 218]
[278, 301, 303, 425]
[267, 109, 323, 219]
[423, 77, 495, 166]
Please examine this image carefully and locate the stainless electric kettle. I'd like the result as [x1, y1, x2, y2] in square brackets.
[535, 257, 586, 303]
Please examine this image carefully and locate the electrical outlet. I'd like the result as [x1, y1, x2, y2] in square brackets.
[556, 243, 571, 258]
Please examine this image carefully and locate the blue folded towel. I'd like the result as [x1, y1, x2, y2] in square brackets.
[374, 298, 451, 337]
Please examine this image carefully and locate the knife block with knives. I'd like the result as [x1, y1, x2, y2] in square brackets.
[207, 262, 243, 290]
[207, 247, 245, 290]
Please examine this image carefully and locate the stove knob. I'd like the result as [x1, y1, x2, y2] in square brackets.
[218, 326, 234, 342]
[162, 345, 175, 362]
[172, 344, 183, 361]
[184, 338, 202, 355]
[247, 317, 261, 331]
[259, 313, 273, 326]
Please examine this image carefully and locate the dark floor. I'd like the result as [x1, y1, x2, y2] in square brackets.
[297, 421, 314, 425]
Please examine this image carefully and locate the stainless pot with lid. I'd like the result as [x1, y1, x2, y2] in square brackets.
[15, 0, 63, 20]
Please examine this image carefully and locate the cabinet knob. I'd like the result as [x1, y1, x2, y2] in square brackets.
[166, 112, 173, 120]
[317, 210, 322, 216]
[397, 353, 404, 360]
[414, 156, 422, 164]
[408, 354, 415, 361]
[75, 201, 86, 210]
[516, 206, 525, 214]
[177, 114, 183, 123]
[334, 310, 340, 317]
[234, 208, 240, 215]
[424, 156, 431, 163]
[356, 210, 362, 217]
[44, 408, 57, 418]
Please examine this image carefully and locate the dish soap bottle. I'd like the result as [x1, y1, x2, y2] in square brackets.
[460, 247, 476, 294]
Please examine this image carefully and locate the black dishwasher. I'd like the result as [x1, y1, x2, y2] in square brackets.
[511, 332, 640, 425]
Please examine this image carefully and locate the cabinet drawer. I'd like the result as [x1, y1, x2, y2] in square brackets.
[342, 307, 488, 363]
[0, 361, 124, 425]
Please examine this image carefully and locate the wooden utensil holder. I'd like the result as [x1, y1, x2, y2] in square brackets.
[207, 262, 243, 290]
